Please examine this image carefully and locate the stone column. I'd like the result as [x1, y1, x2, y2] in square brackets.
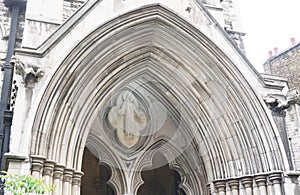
[252, 178, 259, 195]
[72, 171, 84, 195]
[31, 155, 45, 179]
[255, 175, 267, 195]
[241, 176, 253, 195]
[228, 179, 239, 195]
[226, 183, 232, 195]
[53, 164, 65, 195]
[267, 177, 274, 195]
[214, 180, 227, 195]
[269, 172, 282, 195]
[43, 160, 56, 195]
[62, 168, 74, 195]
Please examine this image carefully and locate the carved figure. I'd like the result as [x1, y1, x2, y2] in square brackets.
[108, 91, 147, 148]
[264, 89, 300, 114]
[11, 56, 44, 87]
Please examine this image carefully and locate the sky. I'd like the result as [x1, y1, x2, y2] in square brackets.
[238, 0, 300, 73]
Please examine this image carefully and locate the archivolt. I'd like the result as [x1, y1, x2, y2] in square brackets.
[29, 4, 288, 181]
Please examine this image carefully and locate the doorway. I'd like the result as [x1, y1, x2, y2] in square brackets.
[137, 153, 186, 195]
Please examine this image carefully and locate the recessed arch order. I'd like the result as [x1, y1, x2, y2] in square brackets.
[29, 4, 288, 186]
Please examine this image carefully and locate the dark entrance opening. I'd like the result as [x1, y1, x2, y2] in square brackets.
[81, 148, 115, 195]
[137, 153, 186, 195]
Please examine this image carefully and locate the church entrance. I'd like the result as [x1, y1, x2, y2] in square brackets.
[137, 153, 186, 195]
[81, 148, 116, 195]
[81, 148, 187, 195]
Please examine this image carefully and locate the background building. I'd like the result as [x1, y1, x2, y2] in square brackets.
[0, 0, 300, 195]
[264, 38, 300, 92]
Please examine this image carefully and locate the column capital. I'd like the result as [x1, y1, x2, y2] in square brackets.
[31, 155, 46, 173]
[213, 179, 227, 193]
[53, 164, 65, 180]
[269, 171, 282, 185]
[43, 160, 56, 176]
[241, 176, 253, 188]
[72, 171, 84, 186]
[254, 174, 267, 186]
[228, 178, 240, 190]
[63, 168, 74, 183]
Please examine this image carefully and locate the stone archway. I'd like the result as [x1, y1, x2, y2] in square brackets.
[23, 4, 290, 195]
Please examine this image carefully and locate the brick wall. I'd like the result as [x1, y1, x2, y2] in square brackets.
[264, 44, 300, 91]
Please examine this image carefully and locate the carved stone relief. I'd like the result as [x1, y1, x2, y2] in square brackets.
[108, 91, 147, 148]
[11, 56, 44, 88]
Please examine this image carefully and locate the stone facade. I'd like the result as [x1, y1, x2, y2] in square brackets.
[0, 0, 299, 195]
[263, 41, 300, 176]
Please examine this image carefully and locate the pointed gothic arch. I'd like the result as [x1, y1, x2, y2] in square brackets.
[25, 4, 289, 195]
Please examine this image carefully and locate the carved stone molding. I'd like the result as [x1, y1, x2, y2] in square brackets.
[228, 178, 239, 190]
[214, 180, 227, 193]
[43, 160, 56, 177]
[269, 172, 282, 185]
[254, 174, 267, 187]
[30, 155, 45, 178]
[53, 164, 65, 180]
[241, 176, 253, 188]
[63, 168, 74, 183]
[72, 171, 84, 186]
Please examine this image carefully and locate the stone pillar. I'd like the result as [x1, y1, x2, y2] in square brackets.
[252, 178, 259, 195]
[269, 172, 282, 195]
[241, 176, 253, 195]
[62, 168, 74, 195]
[72, 171, 84, 195]
[267, 177, 274, 195]
[214, 180, 227, 195]
[255, 175, 267, 195]
[226, 183, 232, 195]
[43, 160, 56, 195]
[53, 164, 65, 195]
[31, 155, 45, 179]
[228, 179, 239, 195]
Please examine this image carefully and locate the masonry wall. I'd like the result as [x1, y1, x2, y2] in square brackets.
[264, 44, 300, 91]
[286, 105, 300, 171]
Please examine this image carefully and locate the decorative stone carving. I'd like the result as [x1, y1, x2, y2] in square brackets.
[53, 164, 65, 195]
[264, 89, 300, 114]
[11, 56, 44, 87]
[72, 171, 84, 186]
[53, 164, 65, 180]
[254, 174, 267, 195]
[30, 155, 45, 179]
[108, 91, 147, 148]
[214, 180, 227, 195]
[241, 176, 253, 195]
[72, 171, 84, 195]
[63, 168, 74, 183]
[228, 179, 239, 195]
[43, 160, 56, 177]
